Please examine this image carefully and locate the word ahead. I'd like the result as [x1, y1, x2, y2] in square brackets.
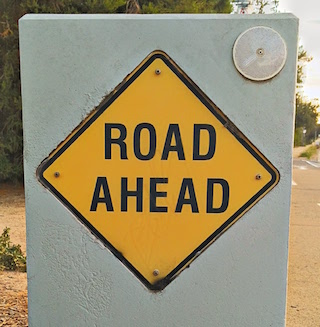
[90, 177, 229, 214]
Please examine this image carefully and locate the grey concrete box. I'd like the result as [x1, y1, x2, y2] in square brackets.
[20, 14, 298, 327]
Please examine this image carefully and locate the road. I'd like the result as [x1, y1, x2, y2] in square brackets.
[293, 158, 320, 171]
[286, 158, 320, 326]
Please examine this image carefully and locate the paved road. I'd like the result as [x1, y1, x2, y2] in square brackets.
[286, 158, 320, 326]
[293, 158, 320, 171]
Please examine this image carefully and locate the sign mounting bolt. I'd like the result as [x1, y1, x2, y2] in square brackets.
[153, 269, 160, 276]
[54, 171, 60, 178]
[155, 69, 161, 75]
[256, 48, 265, 57]
[255, 174, 262, 180]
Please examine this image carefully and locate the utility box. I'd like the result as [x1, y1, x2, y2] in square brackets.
[20, 14, 298, 327]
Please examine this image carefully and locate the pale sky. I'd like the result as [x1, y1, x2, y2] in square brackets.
[278, 0, 320, 101]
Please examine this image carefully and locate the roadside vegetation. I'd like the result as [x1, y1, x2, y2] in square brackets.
[299, 145, 318, 160]
[0, 227, 26, 272]
[294, 47, 320, 146]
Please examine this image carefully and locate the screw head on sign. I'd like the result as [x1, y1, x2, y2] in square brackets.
[153, 269, 160, 276]
[256, 48, 265, 57]
[255, 174, 262, 180]
[54, 171, 60, 178]
[155, 69, 161, 75]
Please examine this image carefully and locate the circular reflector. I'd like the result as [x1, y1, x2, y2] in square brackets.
[233, 26, 287, 81]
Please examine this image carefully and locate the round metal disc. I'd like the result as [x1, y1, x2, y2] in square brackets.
[233, 26, 287, 81]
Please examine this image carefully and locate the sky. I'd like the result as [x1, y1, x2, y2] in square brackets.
[278, 0, 320, 101]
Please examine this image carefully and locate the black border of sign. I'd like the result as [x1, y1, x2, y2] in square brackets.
[37, 51, 280, 291]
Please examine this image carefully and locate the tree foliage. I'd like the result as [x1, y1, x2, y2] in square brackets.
[0, 0, 233, 183]
[0, 1, 25, 182]
[270, 0, 279, 13]
[252, 0, 279, 14]
[20, 0, 127, 14]
[294, 94, 319, 146]
[296, 45, 313, 87]
[254, 0, 268, 13]
[140, 0, 232, 13]
[294, 46, 319, 146]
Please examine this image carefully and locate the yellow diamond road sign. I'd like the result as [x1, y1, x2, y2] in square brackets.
[38, 51, 279, 291]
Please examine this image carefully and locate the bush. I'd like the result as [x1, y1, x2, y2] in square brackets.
[0, 227, 26, 272]
[299, 145, 317, 160]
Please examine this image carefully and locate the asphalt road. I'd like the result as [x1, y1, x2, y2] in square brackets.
[293, 158, 320, 171]
[286, 158, 320, 326]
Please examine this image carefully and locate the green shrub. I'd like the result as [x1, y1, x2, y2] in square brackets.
[0, 227, 26, 272]
[299, 145, 317, 160]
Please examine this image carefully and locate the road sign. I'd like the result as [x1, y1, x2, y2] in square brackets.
[38, 51, 279, 290]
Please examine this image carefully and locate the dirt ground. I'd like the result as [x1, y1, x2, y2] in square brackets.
[286, 162, 320, 326]
[0, 185, 27, 326]
[0, 157, 319, 326]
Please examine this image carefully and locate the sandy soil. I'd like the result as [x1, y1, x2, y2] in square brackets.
[0, 155, 319, 326]
[286, 165, 320, 326]
[0, 185, 28, 327]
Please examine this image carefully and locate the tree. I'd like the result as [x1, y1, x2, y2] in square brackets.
[270, 0, 279, 13]
[296, 45, 313, 87]
[140, 0, 232, 13]
[20, 1, 128, 14]
[0, 1, 25, 182]
[294, 94, 319, 146]
[294, 46, 319, 146]
[255, 0, 268, 13]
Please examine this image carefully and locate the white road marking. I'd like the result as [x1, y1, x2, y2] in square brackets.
[318, 203, 320, 207]
[292, 180, 297, 186]
[306, 160, 320, 168]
